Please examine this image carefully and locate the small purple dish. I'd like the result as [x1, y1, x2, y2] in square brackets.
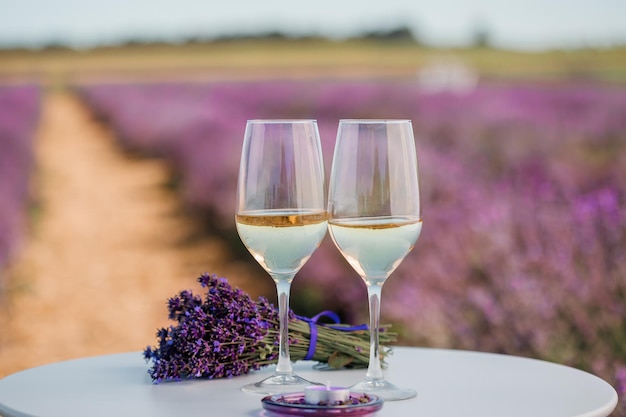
[261, 392, 383, 416]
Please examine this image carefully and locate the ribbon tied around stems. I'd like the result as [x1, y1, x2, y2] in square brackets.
[296, 310, 369, 361]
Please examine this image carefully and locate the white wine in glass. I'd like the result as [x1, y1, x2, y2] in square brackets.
[236, 120, 327, 395]
[328, 119, 422, 401]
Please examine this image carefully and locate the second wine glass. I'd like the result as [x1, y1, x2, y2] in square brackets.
[236, 119, 327, 395]
[327, 119, 422, 401]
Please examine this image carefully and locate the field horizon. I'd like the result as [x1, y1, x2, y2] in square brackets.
[1, 38, 625, 85]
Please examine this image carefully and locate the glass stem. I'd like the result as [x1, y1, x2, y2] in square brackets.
[273, 275, 295, 375]
[365, 283, 384, 380]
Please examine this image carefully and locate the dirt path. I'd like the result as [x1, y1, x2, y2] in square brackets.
[0, 89, 268, 378]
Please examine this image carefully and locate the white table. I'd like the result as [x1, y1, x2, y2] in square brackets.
[0, 347, 618, 417]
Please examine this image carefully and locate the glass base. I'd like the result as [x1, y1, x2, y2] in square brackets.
[350, 378, 417, 401]
[241, 372, 320, 396]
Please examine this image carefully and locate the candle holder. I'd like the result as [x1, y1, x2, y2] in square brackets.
[261, 391, 383, 416]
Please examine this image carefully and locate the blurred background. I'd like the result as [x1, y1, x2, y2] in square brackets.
[1, 0, 625, 414]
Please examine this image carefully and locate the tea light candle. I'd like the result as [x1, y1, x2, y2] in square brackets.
[304, 384, 350, 405]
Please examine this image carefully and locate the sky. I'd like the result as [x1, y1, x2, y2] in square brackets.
[1, 0, 626, 50]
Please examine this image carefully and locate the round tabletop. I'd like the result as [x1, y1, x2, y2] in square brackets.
[0, 347, 618, 417]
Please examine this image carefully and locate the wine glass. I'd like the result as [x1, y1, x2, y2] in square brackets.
[236, 120, 327, 395]
[327, 120, 422, 401]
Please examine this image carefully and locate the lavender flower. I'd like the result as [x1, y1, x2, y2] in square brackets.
[144, 273, 395, 383]
[0, 84, 40, 273]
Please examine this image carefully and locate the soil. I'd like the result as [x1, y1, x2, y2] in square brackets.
[0, 89, 270, 378]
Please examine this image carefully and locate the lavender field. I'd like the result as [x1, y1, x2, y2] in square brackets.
[76, 79, 626, 412]
[0, 84, 40, 281]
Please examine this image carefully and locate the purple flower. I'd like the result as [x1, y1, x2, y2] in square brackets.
[144, 273, 395, 383]
[0, 84, 41, 270]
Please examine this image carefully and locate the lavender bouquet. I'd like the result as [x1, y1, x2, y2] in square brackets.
[144, 273, 396, 383]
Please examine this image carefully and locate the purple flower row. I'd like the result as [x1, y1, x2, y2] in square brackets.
[0, 84, 41, 274]
[75, 80, 626, 413]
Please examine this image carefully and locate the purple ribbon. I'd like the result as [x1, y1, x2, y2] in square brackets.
[296, 310, 369, 361]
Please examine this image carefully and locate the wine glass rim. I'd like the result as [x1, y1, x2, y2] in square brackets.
[339, 119, 412, 124]
[247, 119, 318, 124]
